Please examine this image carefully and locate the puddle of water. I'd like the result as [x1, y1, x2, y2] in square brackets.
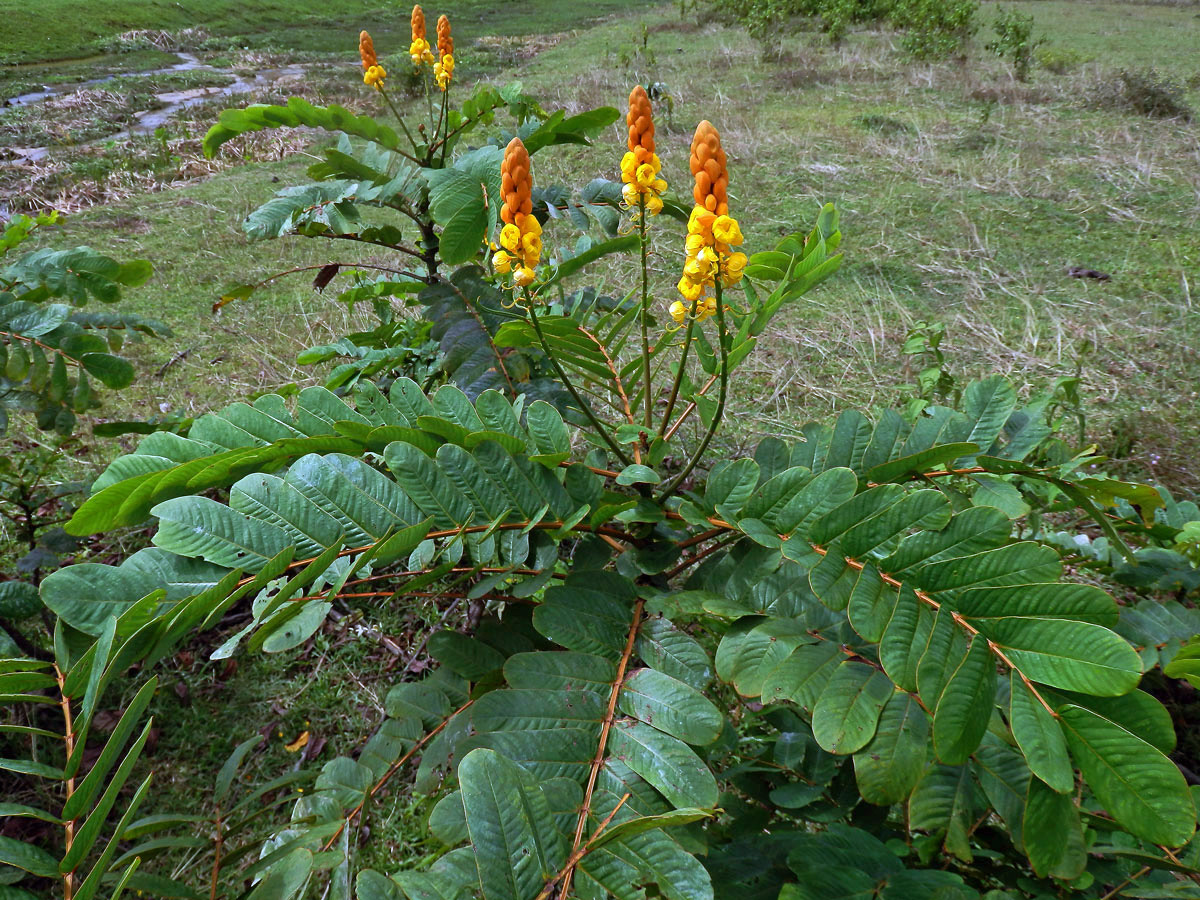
[2, 51, 311, 163]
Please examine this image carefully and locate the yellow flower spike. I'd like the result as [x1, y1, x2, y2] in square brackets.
[690, 120, 729, 216]
[434, 15, 454, 89]
[723, 252, 748, 286]
[621, 85, 665, 215]
[712, 215, 744, 247]
[363, 64, 387, 89]
[683, 256, 708, 281]
[499, 224, 521, 253]
[687, 206, 716, 237]
[359, 30, 377, 71]
[409, 5, 434, 66]
[434, 54, 454, 90]
[677, 276, 704, 303]
[499, 138, 540, 289]
[521, 232, 542, 259]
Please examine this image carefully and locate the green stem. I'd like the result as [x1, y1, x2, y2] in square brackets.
[659, 313, 696, 436]
[657, 277, 729, 501]
[379, 85, 422, 159]
[637, 198, 653, 430]
[527, 297, 632, 468]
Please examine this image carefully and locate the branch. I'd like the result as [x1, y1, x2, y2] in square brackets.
[0, 331, 85, 369]
[320, 698, 475, 851]
[232, 520, 634, 590]
[55, 665, 77, 900]
[535, 792, 631, 900]
[667, 511, 1064, 718]
[559, 597, 645, 898]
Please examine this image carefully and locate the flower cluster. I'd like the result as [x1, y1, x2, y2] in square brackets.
[359, 30, 386, 89]
[620, 85, 666, 215]
[409, 5, 436, 67]
[493, 138, 541, 288]
[434, 14, 454, 90]
[673, 121, 747, 324]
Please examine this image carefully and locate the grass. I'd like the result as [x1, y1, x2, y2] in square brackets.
[0, 0, 647, 64]
[4, 0, 1200, 889]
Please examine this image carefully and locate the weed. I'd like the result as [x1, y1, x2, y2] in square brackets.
[1090, 68, 1194, 120]
[1035, 44, 1087, 75]
[986, 7, 1044, 81]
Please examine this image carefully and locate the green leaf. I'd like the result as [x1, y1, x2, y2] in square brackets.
[865, 443, 980, 484]
[0, 836, 59, 878]
[204, 98, 402, 158]
[532, 575, 635, 661]
[812, 661, 893, 754]
[760, 641, 842, 714]
[853, 692, 929, 805]
[0, 582, 41, 620]
[588, 807, 715, 849]
[908, 764, 981, 861]
[503, 650, 616, 691]
[1023, 777, 1085, 879]
[618, 668, 723, 746]
[879, 586, 933, 693]
[969, 474, 1030, 518]
[428, 631, 506, 680]
[608, 722, 719, 809]
[954, 582, 1118, 627]
[932, 638, 997, 764]
[1058, 703, 1196, 846]
[1008, 674, 1073, 794]
[975, 618, 1142, 696]
[245, 848, 314, 900]
[62, 677, 157, 822]
[81, 352, 135, 388]
[458, 748, 565, 900]
[1054, 690, 1177, 754]
[151, 496, 291, 573]
[635, 615, 712, 691]
[215, 735, 265, 804]
[426, 147, 503, 265]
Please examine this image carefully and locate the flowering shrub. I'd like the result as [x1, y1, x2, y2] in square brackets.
[3, 19, 1199, 900]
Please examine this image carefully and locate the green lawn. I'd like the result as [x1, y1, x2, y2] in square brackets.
[0, 0, 646, 63]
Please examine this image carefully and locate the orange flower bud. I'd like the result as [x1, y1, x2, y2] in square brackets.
[627, 85, 655, 158]
[500, 137, 533, 226]
[437, 14, 453, 58]
[411, 5, 426, 43]
[689, 120, 728, 216]
[359, 30, 377, 71]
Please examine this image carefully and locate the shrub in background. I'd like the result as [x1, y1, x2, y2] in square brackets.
[986, 7, 1045, 82]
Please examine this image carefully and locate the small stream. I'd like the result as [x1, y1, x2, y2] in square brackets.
[1, 52, 309, 163]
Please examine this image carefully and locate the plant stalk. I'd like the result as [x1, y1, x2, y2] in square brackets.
[659, 313, 696, 436]
[658, 277, 729, 500]
[637, 197, 653, 430]
[378, 85, 421, 159]
[527, 297, 632, 467]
